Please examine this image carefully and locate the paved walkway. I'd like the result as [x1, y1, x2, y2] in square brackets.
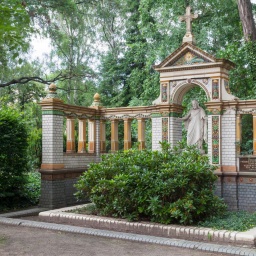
[0, 222, 229, 256]
[0, 217, 255, 255]
[0, 207, 256, 255]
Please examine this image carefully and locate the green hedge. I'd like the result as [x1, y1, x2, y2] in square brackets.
[75, 143, 226, 225]
[0, 107, 29, 207]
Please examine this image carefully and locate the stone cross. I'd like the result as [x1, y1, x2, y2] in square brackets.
[179, 6, 198, 44]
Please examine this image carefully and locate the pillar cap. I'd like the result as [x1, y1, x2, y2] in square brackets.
[94, 93, 100, 102]
[45, 83, 59, 99]
[41, 83, 63, 103]
[91, 93, 103, 108]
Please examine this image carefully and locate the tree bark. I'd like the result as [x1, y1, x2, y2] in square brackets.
[237, 0, 256, 41]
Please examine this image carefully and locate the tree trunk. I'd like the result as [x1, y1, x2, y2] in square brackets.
[237, 0, 256, 41]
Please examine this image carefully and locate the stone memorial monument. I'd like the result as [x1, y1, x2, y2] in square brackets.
[181, 100, 207, 153]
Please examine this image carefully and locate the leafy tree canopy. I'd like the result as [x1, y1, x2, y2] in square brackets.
[0, 0, 33, 66]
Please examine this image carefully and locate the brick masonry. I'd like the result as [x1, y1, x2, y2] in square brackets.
[221, 110, 236, 166]
[169, 117, 182, 147]
[215, 173, 256, 212]
[38, 204, 256, 248]
[40, 101, 256, 212]
[42, 115, 64, 165]
[64, 154, 100, 169]
[152, 118, 162, 150]
[39, 173, 89, 209]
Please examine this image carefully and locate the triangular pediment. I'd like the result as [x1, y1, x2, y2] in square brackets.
[154, 43, 217, 69]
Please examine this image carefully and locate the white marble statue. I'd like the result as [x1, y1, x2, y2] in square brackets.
[181, 100, 207, 153]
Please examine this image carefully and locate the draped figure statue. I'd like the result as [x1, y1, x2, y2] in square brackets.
[181, 100, 207, 153]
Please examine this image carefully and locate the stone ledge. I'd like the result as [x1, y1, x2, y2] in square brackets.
[38, 204, 256, 248]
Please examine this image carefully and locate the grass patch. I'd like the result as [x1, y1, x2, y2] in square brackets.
[0, 236, 6, 245]
[71, 204, 99, 216]
[198, 211, 256, 231]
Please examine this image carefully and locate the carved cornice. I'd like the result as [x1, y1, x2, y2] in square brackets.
[155, 62, 234, 73]
[153, 42, 235, 71]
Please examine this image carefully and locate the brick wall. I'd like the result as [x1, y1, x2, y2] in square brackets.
[221, 110, 236, 166]
[64, 154, 101, 168]
[40, 180, 66, 209]
[238, 182, 256, 212]
[42, 115, 63, 165]
[152, 118, 162, 150]
[40, 177, 89, 209]
[169, 117, 182, 147]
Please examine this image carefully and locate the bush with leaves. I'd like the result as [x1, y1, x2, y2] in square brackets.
[0, 107, 29, 208]
[75, 143, 226, 225]
[21, 171, 41, 205]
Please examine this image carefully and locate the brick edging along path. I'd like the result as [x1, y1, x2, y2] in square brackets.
[39, 204, 256, 248]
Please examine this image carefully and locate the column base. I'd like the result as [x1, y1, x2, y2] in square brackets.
[39, 168, 88, 209]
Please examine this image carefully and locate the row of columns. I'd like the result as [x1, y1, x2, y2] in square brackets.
[66, 117, 147, 154]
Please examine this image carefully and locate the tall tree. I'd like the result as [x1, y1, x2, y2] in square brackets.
[0, 0, 33, 67]
[237, 0, 256, 41]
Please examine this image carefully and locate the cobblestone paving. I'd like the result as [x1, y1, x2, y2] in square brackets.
[0, 223, 229, 256]
[0, 217, 256, 255]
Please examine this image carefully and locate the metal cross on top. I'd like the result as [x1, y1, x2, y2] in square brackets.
[179, 6, 198, 44]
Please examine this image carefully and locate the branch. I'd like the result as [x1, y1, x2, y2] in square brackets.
[0, 72, 94, 88]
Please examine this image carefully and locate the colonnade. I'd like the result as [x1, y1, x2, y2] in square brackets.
[65, 117, 147, 154]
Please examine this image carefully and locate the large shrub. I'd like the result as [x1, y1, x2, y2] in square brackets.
[75, 143, 226, 225]
[0, 107, 29, 207]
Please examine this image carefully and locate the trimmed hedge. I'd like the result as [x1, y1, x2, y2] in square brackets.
[75, 143, 226, 224]
[0, 107, 29, 207]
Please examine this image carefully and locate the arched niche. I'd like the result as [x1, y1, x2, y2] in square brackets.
[171, 80, 210, 105]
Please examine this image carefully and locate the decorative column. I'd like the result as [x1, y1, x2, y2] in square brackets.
[211, 115, 221, 165]
[111, 119, 119, 152]
[95, 119, 100, 156]
[253, 113, 256, 155]
[124, 118, 132, 150]
[236, 114, 242, 155]
[137, 118, 145, 150]
[66, 117, 76, 153]
[100, 120, 106, 153]
[78, 119, 86, 153]
[40, 84, 64, 170]
[40, 84, 66, 208]
[205, 103, 223, 168]
[90, 93, 103, 155]
[88, 119, 96, 153]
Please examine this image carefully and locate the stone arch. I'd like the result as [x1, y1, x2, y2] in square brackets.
[171, 80, 211, 105]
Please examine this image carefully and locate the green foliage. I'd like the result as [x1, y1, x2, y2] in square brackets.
[24, 103, 43, 168]
[21, 171, 41, 205]
[198, 211, 256, 232]
[75, 143, 226, 225]
[240, 114, 253, 155]
[0, 0, 33, 66]
[217, 42, 256, 100]
[0, 107, 29, 207]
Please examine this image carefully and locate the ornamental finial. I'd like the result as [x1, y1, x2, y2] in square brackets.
[179, 6, 198, 44]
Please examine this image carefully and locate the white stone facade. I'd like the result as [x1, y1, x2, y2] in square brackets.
[169, 117, 182, 147]
[221, 109, 236, 166]
[42, 114, 63, 165]
[64, 155, 101, 168]
[152, 118, 162, 151]
[95, 120, 100, 155]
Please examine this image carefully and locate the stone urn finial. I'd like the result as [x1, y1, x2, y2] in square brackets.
[91, 93, 102, 107]
[94, 93, 100, 102]
[45, 83, 58, 99]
